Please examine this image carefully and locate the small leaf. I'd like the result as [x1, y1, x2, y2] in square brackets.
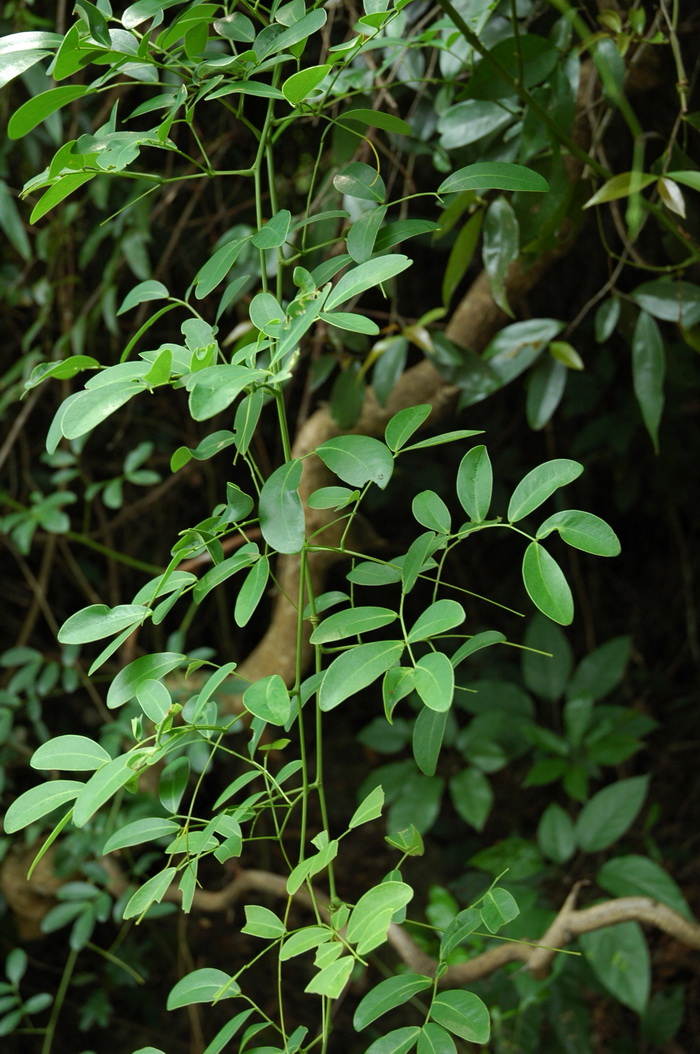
[407, 600, 465, 643]
[31, 735, 111, 772]
[575, 776, 649, 852]
[579, 922, 649, 1013]
[280, 926, 331, 960]
[385, 405, 432, 451]
[3, 781, 82, 833]
[439, 909, 481, 961]
[30, 172, 96, 224]
[304, 955, 353, 998]
[59, 603, 149, 644]
[438, 162, 548, 195]
[354, 973, 432, 1030]
[449, 767, 493, 831]
[234, 556, 270, 628]
[8, 84, 92, 139]
[324, 254, 412, 311]
[522, 543, 574, 625]
[456, 445, 492, 522]
[102, 817, 181, 854]
[107, 652, 185, 709]
[242, 675, 291, 726]
[117, 279, 170, 315]
[430, 990, 490, 1044]
[333, 161, 386, 203]
[259, 459, 305, 554]
[597, 855, 693, 920]
[347, 205, 387, 264]
[282, 64, 330, 106]
[537, 802, 575, 863]
[414, 652, 454, 712]
[167, 968, 239, 1009]
[346, 881, 414, 955]
[349, 785, 385, 829]
[508, 460, 583, 522]
[320, 641, 405, 711]
[536, 510, 621, 556]
[310, 606, 398, 645]
[61, 380, 143, 440]
[480, 887, 519, 933]
[482, 197, 519, 316]
[583, 171, 656, 208]
[632, 310, 665, 453]
[241, 904, 286, 940]
[315, 435, 393, 490]
[337, 108, 412, 137]
[194, 238, 246, 300]
[413, 708, 447, 777]
[526, 356, 567, 430]
[73, 755, 135, 828]
[251, 209, 291, 250]
[412, 491, 451, 534]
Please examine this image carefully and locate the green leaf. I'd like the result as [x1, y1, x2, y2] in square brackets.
[482, 197, 519, 316]
[241, 904, 286, 940]
[280, 926, 331, 960]
[346, 881, 414, 955]
[456, 445, 492, 522]
[575, 776, 649, 852]
[304, 955, 353, 998]
[439, 909, 481, 961]
[251, 209, 291, 250]
[282, 64, 331, 105]
[187, 365, 265, 422]
[430, 990, 490, 1044]
[438, 99, 513, 150]
[8, 85, 92, 139]
[60, 380, 142, 440]
[402, 531, 441, 594]
[385, 405, 432, 451]
[632, 310, 665, 452]
[354, 973, 432, 1030]
[522, 543, 574, 625]
[315, 435, 393, 490]
[597, 855, 693, 921]
[412, 708, 448, 777]
[438, 162, 548, 195]
[414, 652, 454, 712]
[412, 491, 451, 534]
[31, 735, 111, 772]
[167, 968, 239, 1009]
[324, 254, 412, 311]
[583, 171, 656, 208]
[201, 1010, 254, 1054]
[310, 606, 398, 644]
[321, 311, 379, 335]
[0, 179, 31, 260]
[58, 603, 149, 644]
[102, 817, 181, 854]
[522, 613, 572, 702]
[537, 802, 576, 863]
[30, 172, 96, 224]
[320, 641, 404, 711]
[595, 298, 621, 342]
[259, 7, 327, 58]
[73, 755, 135, 828]
[259, 459, 305, 554]
[194, 238, 246, 300]
[0, 50, 53, 91]
[526, 356, 567, 430]
[3, 780, 82, 833]
[159, 756, 190, 813]
[579, 922, 650, 1013]
[242, 675, 291, 726]
[347, 205, 387, 264]
[117, 279, 170, 315]
[630, 280, 700, 327]
[442, 210, 483, 307]
[407, 600, 465, 643]
[365, 1028, 421, 1054]
[107, 652, 185, 709]
[234, 556, 270, 628]
[451, 630, 506, 667]
[508, 460, 583, 522]
[193, 545, 259, 604]
[449, 767, 493, 831]
[536, 510, 621, 556]
[349, 785, 385, 828]
[337, 108, 412, 137]
[567, 636, 631, 701]
[333, 161, 386, 203]
[480, 887, 519, 933]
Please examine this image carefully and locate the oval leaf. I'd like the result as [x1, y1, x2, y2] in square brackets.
[522, 542, 574, 625]
[259, 459, 305, 554]
[536, 510, 621, 556]
[319, 641, 404, 712]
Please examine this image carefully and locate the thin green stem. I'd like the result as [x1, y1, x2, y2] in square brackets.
[40, 947, 79, 1054]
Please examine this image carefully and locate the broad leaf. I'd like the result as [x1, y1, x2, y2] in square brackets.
[522, 543, 574, 625]
[319, 641, 404, 711]
[407, 600, 465, 643]
[31, 735, 111, 772]
[536, 510, 621, 556]
[167, 968, 239, 1009]
[430, 990, 490, 1044]
[354, 973, 432, 1030]
[508, 460, 583, 522]
[324, 255, 412, 311]
[310, 606, 398, 644]
[107, 652, 185, 708]
[480, 887, 519, 932]
[438, 162, 548, 195]
[456, 445, 492, 522]
[3, 780, 82, 833]
[315, 435, 393, 489]
[414, 652, 454, 712]
[242, 675, 291, 726]
[59, 603, 149, 644]
[412, 490, 451, 534]
[632, 310, 665, 453]
[579, 922, 649, 1013]
[575, 776, 649, 852]
[449, 767, 493, 831]
[259, 459, 305, 554]
[73, 755, 135, 828]
[597, 855, 693, 920]
[346, 881, 414, 955]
